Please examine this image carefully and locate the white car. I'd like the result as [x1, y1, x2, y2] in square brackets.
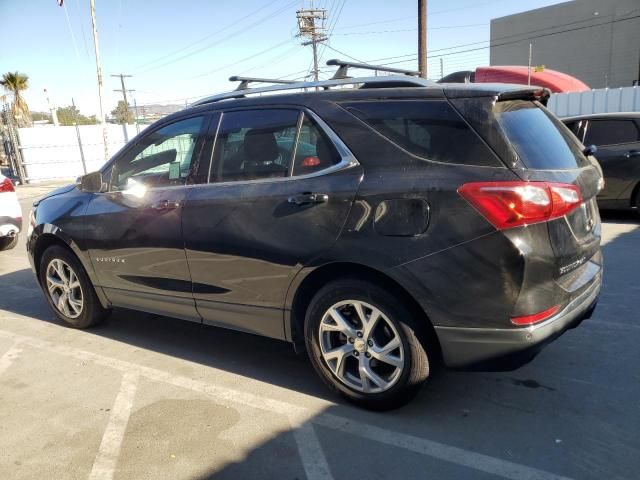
[0, 173, 21, 250]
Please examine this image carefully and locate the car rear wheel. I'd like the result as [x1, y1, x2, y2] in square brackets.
[305, 278, 430, 410]
[39, 245, 110, 329]
[0, 235, 18, 251]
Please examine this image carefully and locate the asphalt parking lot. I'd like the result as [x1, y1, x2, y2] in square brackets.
[1, 185, 639, 480]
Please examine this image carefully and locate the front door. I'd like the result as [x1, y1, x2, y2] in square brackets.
[84, 114, 210, 321]
[182, 108, 362, 339]
[583, 118, 640, 202]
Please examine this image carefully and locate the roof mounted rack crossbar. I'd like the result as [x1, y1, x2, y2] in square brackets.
[327, 58, 420, 79]
[229, 76, 298, 91]
[191, 75, 431, 107]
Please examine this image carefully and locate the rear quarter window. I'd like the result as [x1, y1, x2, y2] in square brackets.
[495, 101, 589, 170]
[342, 100, 502, 167]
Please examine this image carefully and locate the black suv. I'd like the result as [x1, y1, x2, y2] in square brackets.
[27, 67, 603, 409]
[563, 112, 640, 213]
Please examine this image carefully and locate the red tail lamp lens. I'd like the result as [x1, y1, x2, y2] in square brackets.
[458, 181, 582, 230]
[511, 305, 561, 326]
[0, 177, 15, 193]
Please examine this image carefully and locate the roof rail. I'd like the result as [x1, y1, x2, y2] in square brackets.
[229, 76, 298, 91]
[327, 58, 420, 79]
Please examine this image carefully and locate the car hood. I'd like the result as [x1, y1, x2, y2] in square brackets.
[34, 183, 78, 205]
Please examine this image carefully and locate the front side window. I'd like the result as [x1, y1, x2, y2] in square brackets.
[112, 116, 205, 190]
[584, 120, 640, 146]
[212, 109, 300, 182]
[343, 100, 500, 166]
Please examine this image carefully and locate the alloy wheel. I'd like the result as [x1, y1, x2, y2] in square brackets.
[318, 300, 404, 393]
[46, 258, 84, 319]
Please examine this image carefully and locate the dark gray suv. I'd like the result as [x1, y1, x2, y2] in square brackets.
[27, 63, 603, 409]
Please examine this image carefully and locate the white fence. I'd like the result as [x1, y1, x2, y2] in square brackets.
[548, 86, 640, 118]
[17, 124, 145, 182]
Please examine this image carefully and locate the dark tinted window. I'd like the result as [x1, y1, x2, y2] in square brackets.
[495, 101, 588, 169]
[113, 116, 205, 190]
[343, 100, 500, 166]
[584, 120, 639, 146]
[292, 115, 341, 176]
[212, 109, 300, 182]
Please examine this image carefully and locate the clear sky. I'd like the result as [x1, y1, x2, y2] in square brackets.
[0, 0, 566, 116]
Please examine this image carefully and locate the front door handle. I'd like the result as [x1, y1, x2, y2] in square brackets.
[625, 150, 640, 158]
[151, 199, 181, 210]
[288, 193, 329, 206]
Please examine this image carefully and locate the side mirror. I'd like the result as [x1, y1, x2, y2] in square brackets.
[80, 171, 104, 193]
[583, 144, 597, 156]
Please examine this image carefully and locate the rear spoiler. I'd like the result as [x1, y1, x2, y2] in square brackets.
[496, 88, 551, 106]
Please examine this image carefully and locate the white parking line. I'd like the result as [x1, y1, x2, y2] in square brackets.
[0, 341, 22, 376]
[292, 421, 334, 480]
[0, 327, 572, 480]
[89, 372, 139, 480]
[314, 414, 572, 480]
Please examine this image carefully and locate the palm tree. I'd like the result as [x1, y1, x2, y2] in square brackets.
[1, 72, 32, 127]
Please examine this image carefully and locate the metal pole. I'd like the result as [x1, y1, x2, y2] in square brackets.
[90, 0, 109, 161]
[418, 0, 427, 78]
[44, 88, 59, 126]
[133, 97, 140, 134]
[527, 43, 532, 86]
[72, 98, 88, 175]
[439, 57, 444, 80]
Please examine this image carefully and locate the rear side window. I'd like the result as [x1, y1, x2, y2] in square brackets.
[584, 120, 640, 146]
[495, 101, 589, 169]
[343, 100, 501, 166]
[292, 115, 341, 176]
[212, 109, 299, 182]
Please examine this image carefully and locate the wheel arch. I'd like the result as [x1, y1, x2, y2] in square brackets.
[286, 262, 441, 361]
[31, 229, 110, 309]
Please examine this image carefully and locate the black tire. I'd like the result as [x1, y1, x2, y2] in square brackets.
[0, 235, 19, 251]
[305, 278, 430, 410]
[39, 245, 110, 329]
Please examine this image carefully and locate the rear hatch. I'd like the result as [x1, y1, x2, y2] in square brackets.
[449, 91, 602, 282]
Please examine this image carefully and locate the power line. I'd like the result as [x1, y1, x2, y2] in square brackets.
[135, 0, 299, 74]
[134, 0, 283, 71]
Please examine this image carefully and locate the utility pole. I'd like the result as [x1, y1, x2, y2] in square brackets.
[439, 57, 444, 80]
[111, 74, 133, 114]
[71, 97, 88, 175]
[132, 96, 140, 134]
[44, 88, 59, 126]
[297, 2, 328, 82]
[418, 0, 427, 78]
[90, 0, 109, 161]
[527, 43, 532, 86]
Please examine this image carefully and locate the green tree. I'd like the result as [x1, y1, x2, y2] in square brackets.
[0, 71, 31, 127]
[56, 105, 98, 126]
[110, 100, 134, 124]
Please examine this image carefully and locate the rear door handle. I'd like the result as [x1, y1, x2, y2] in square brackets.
[151, 199, 181, 210]
[288, 193, 329, 206]
[625, 150, 640, 158]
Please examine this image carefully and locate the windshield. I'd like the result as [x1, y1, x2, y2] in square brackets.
[495, 100, 589, 170]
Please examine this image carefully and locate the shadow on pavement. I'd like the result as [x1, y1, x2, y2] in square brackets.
[1, 219, 639, 479]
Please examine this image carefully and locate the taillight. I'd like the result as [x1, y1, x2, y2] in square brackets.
[511, 305, 561, 326]
[0, 177, 15, 193]
[458, 181, 582, 230]
[301, 156, 321, 167]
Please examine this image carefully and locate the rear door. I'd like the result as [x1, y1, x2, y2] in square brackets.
[491, 100, 601, 273]
[182, 107, 362, 339]
[582, 118, 640, 202]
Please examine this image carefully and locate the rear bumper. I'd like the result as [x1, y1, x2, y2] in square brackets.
[0, 215, 22, 237]
[435, 272, 602, 370]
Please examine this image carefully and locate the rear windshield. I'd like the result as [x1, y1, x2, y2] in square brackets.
[495, 100, 589, 169]
[343, 100, 501, 167]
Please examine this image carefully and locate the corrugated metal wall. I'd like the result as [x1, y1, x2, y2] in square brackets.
[548, 86, 640, 117]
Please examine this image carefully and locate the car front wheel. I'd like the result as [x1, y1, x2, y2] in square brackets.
[305, 278, 430, 410]
[39, 245, 110, 329]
